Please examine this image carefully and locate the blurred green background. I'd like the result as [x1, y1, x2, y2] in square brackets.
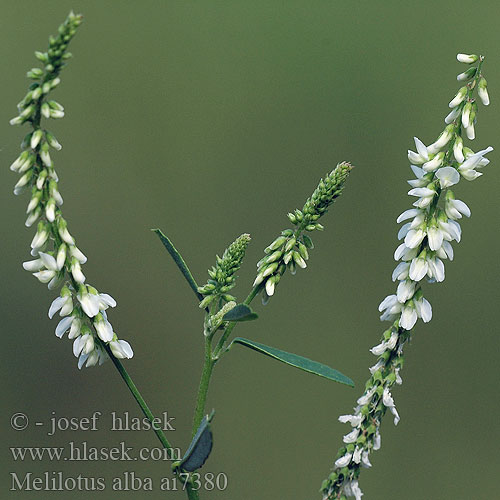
[1, 1, 499, 499]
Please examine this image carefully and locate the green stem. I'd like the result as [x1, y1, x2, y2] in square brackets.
[104, 344, 174, 451]
[105, 344, 201, 500]
[191, 337, 216, 435]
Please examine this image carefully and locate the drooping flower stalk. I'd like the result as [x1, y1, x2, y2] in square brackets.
[9, 12, 133, 368]
[320, 54, 492, 500]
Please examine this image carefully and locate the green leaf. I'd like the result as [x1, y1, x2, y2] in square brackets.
[222, 304, 259, 322]
[152, 229, 203, 302]
[179, 411, 215, 472]
[231, 337, 354, 387]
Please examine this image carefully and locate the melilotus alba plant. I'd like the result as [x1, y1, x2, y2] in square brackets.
[9, 13, 357, 500]
[320, 53, 491, 500]
[8, 12, 494, 500]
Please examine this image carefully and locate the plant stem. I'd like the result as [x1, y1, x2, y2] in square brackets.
[191, 337, 216, 435]
[104, 344, 174, 451]
[106, 345, 200, 500]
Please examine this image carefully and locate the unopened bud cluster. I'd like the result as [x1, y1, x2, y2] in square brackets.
[322, 54, 492, 500]
[198, 234, 251, 309]
[254, 162, 352, 301]
[9, 12, 133, 368]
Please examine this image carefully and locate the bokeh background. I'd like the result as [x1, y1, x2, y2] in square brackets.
[1, 1, 499, 499]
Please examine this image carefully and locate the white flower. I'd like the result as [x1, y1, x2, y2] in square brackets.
[93, 313, 114, 342]
[409, 253, 428, 281]
[70, 258, 85, 284]
[370, 341, 388, 356]
[55, 316, 75, 338]
[456, 53, 478, 64]
[382, 387, 400, 425]
[31, 223, 49, 251]
[373, 430, 381, 450]
[414, 296, 432, 323]
[22, 258, 44, 272]
[265, 278, 275, 296]
[448, 87, 467, 108]
[445, 198, 471, 220]
[466, 124, 475, 140]
[335, 452, 352, 468]
[69, 245, 87, 264]
[428, 125, 453, 153]
[396, 208, 420, 224]
[408, 187, 436, 208]
[109, 339, 134, 359]
[339, 414, 364, 427]
[33, 269, 57, 284]
[400, 303, 417, 330]
[453, 136, 464, 163]
[343, 428, 360, 444]
[98, 293, 117, 310]
[403, 227, 425, 249]
[392, 262, 410, 281]
[413, 137, 429, 161]
[444, 107, 460, 124]
[48, 292, 73, 319]
[77, 287, 100, 317]
[394, 243, 419, 262]
[436, 240, 454, 261]
[344, 479, 363, 500]
[361, 450, 372, 468]
[386, 331, 399, 350]
[439, 219, 461, 242]
[478, 85, 489, 106]
[427, 256, 445, 282]
[427, 224, 444, 251]
[352, 447, 362, 464]
[356, 387, 376, 407]
[422, 152, 444, 172]
[407, 165, 427, 188]
[396, 280, 416, 303]
[68, 317, 82, 339]
[435, 167, 460, 189]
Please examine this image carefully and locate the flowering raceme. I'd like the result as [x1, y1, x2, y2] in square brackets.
[321, 53, 492, 499]
[9, 12, 133, 368]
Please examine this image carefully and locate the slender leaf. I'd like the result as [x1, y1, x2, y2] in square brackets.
[231, 337, 354, 387]
[223, 304, 259, 322]
[153, 228, 203, 301]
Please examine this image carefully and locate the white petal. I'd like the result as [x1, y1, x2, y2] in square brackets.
[436, 167, 460, 188]
[400, 306, 417, 330]
[335, 453, 352, 468]
[99, 293, 117, 309]
[38, 252, 58, 271]
[23, 258, 44, 272]
[414, 137, 429, 161]
[392, 262, 410, 282]
[343, 428, 360, 444]
[48, 296, 65, 319]
[404, 229, 425, 249]
[408, 187, 435, 197]
[55, 316, 73, 338]
[427, 227, 443, 251]
[409, 258, 428, 281]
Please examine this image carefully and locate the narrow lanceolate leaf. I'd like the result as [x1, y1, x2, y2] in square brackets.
[178, 411, 215, 472]
[153, 229, 203, 301]
[231, 337, 354, 386]
[222, 304, 259, 322]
